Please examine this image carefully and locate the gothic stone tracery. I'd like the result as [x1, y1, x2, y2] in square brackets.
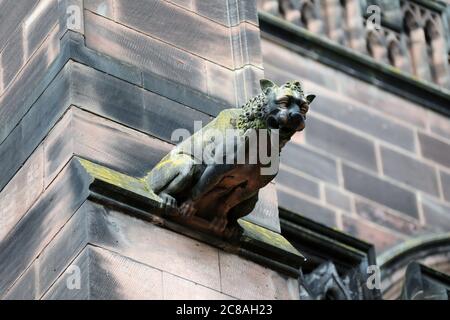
[258, 0, 450, 89]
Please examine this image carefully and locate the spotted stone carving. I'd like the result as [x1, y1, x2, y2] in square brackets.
[145, 79, 315, 238]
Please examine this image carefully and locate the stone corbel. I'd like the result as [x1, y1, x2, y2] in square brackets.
[79, 158, 305, 277]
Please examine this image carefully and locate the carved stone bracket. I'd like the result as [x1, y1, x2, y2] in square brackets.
[79, 158, 305, 277]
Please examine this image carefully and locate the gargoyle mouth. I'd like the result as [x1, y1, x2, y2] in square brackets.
[267, 113, 305, 136]
[267, 115, 280, 130]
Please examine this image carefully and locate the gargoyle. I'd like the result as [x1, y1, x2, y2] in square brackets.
[145, 79, 315, 238]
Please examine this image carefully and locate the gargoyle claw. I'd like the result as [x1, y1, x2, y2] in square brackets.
[179, 200, 196, 217]
[211, 217, 228, 234]
[223, 225, 243, 240]
[159, 193, 177, 209]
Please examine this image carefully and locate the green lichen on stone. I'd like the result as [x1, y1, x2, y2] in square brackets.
[77, 158, 162, 202]
[77, 158, 303, 260]
[238, 219, 304, 259]
[237, 93, 269, 131]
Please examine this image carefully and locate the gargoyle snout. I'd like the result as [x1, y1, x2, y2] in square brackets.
[277, 110, 304, 131]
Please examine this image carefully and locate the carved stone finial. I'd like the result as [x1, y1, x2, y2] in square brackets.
[145, 79, 315, 239]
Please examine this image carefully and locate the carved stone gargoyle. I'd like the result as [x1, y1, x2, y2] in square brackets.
[145, 79, 315, 239]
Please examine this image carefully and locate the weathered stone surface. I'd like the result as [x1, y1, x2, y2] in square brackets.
[43, 110, 74, 187]
[205, 61, 237, 107]
[262, 40, 337, 89]
[311, 94, 416, 152]
[268, 39, 427, 128]
[88, 203, 222, 290]
[0, 1, 310, 302]
[0, 25, 61, 145]
[142, 89, 212, 143]
[0, 160, 90, 294]
[0, 146, 43, 241]
[73, 107, 173, 177]
[334, 73, 428, 129]
[195, 0, 229, 25]
[244, 183, 281, 233]
[440, 170, 450, 203]
[169, 0, 258, 27]
[277, 188, 337, 228]
[0, 0, 37, 51]
[219, 251, 299, 300]
[20, 64, 71, 159]
[43, 247, 91, 300]
[0, 63, 70, 191]
[230, 22, 263, 68]
[281, 143, 339, 185]
[276, 166, 320, 199]
[325, 186, 352, 212]
[85, 0, 115, 17]
[71, 62, 145, 129]
[4, 264, 38, 300]
[84, 11, 207, 93]
[71, 62, 212, 144]
[83, 246, 164, 300]
[343, 164, 419, 219]
[418, 133, 450, 168]
[381, 146, 440, 197]
[0, 126, 24, 193]
[20, 106, 175, 210]
[169, 0, 193, 11]
[142, 68, 227, 117]
[342, 215, 405, 252]
[305, 116, 378, 171]
[354, 198, 421, 235]
[421, 196, 450, 232]
[113, 0, 233, 68]
[68, 31, 142, 85]
[36, 202, 90, 298]
[163, 272, 234, 300]
[0, 0, 58, 92]
[44, 245, 168, 300]
[234, 65, 265, 107]
[428, 111, 450, 142]
[227, 0, 259, 26]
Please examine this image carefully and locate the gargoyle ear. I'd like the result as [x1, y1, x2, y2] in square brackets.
[306, 94, 316, 104]
[260, 79, 277, 93]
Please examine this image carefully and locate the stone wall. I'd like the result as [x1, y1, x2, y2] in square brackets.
[0, 0, 301, 300]
[4, 196, 298, 300]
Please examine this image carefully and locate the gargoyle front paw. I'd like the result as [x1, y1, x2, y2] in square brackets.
[223, 225, 243, 240]
[179, 199, 197, 217]
[159, 192, 177, 209]
[211, 217, 228, 234]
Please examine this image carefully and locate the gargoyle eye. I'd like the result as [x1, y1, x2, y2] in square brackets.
[300, 102, 309, 114]
[276, 97, 289, 105]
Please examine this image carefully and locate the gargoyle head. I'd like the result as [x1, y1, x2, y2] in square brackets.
[260, 79, 315, 138]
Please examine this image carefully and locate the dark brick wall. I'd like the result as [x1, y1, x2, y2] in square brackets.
[262, 38, 450, 253]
